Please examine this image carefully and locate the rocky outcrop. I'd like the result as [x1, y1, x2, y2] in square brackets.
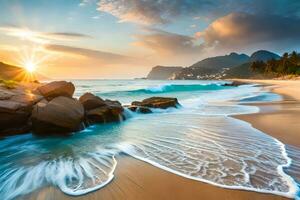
[31, 97, 84, 135]
[0, 86, 43, 135]
[132, 97, 179, 109]
[80, 93, 124, 124]
[0, 101, 32, 134]
[222, 81, 247, 87]
[79, 92, 106, 110]
[37, 81, 75, 100]
[0, 81, 181, 137]
[147, 66, 183, 80]
[126, 105, 152, 113]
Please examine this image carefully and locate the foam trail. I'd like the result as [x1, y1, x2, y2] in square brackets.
[118, 114, 299, 198]
[0, 149, 118, 199]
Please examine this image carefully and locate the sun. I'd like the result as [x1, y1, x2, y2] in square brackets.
[24, 61, 37, 73]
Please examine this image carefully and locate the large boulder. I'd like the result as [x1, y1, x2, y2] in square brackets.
[79, 92, 106, 110]
[0, 87, 43, 135]
[31, 96, 84, 135]
[126, 105, 152, 114]
[222, 81, 247, 87]
[86, 99, 124, 124]
[37, 81, 75, 100]
[0, 101, 32, 135]
[132, 97, 179, 109]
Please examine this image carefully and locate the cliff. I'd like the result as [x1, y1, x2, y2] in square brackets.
[147, 66, 183, 80]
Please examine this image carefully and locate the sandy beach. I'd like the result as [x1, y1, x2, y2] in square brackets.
[234, 79, 300, 147]
[21, 80, 300, 200]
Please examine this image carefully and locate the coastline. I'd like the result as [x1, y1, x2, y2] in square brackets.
[22, 80, 300, 200]
[233, 79, 300, 147]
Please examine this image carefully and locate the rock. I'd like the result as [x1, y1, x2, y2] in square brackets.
[79, 93, 106, 110]
[31, 96, 84, 135]
[0, 87, 43, 135]
[85, 98, 124, 124]
[127, 105, 152, 113]
[222, 81, 247, 87]
[132, 97, 179, 109]
[0, 88, 14, 100]
[37, 81, 75, 100]
[0, 100, 32, 135]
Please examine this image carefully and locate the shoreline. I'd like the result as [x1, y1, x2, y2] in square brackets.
[22, 79, 300, 200]
[233, 79, 300, 147]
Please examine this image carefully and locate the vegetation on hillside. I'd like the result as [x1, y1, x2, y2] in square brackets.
[0, 79, 17, 89]
[251, 51, 300, 76]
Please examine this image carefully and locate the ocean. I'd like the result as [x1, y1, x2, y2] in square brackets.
[0, 80, 299, 199]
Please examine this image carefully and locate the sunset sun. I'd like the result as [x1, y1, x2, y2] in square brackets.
[24, 61, 37, 73]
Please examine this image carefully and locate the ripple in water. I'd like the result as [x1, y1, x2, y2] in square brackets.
[0, 111, 299, 199]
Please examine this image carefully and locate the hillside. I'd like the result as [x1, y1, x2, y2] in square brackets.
[250, 50, 280, 62]
[190, 52, 250, 69]
[0, 61, 47, 81]
[173, 53, 250, 79]
[168, 50, 281, 80]
[147, 66, 183, 80]
[223, 62, 271, 79]
[224, 51, 281, 79]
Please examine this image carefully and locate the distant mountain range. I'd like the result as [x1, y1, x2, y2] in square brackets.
[146, 50, 281, 80]
[0, 61, 48, 82]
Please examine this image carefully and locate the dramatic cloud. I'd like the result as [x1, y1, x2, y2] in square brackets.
[131, 28, 217, 65]
[98, 0, 300, 25]
[44, 44, 143, 65]
[0, 25, 92, 44]
[98, 0, 216, 24]
[133, 10, 300, 63]
[134, 28, 203, 56]
[197, 12, 300, 49]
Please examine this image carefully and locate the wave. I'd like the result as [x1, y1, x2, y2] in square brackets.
[102, 83, 225, 96]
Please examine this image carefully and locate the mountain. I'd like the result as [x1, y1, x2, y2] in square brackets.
[250, 50, 280, 62]
[147, 66, 183, 80]
[173, 53, 250, 79]
[0, 61, 48, 81]
[190, 52, 250, 69]
[145, 50, 281, 80]
[222, 62, 261, 79]
[224, 51, 281, 79]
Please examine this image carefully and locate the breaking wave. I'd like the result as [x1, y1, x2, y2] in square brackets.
[102, 83, 226, 96]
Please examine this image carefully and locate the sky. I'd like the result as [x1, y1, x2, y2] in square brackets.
[0, 0, 300, 79]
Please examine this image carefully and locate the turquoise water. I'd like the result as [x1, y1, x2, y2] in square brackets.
[0, 80, 299, 199]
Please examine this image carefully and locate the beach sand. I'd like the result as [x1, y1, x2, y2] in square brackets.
[234, 80, 300, 147]
[24, 80, 300, 200]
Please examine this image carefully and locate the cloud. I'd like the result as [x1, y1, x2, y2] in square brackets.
[97, 0, 300, 25]
[97, 0, 216, 24]
[0, 25, 92, 44]
[134, 28, 203, 56]
[132, 10, 300, 63]
[44, 44, 143, 65]
[42, 44, 152, 79]
[197, 12, 300, 49]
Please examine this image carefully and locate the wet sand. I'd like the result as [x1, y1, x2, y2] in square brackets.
[24, 80, 300, 200]
[234, 80, 300, 147]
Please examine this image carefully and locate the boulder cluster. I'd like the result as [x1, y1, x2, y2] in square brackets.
[0, 81, 179, 136]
